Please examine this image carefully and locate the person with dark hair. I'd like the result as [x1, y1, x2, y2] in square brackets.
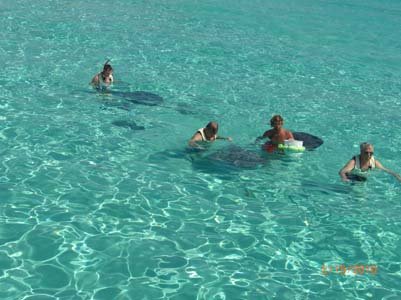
[339, 142, 401, 182]
[91, 60, 114, 90]
[188, 121, 232, 148]
[256, 115, 294, 152]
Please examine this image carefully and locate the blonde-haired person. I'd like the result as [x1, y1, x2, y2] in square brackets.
[255, 115, 294, 153]
[339, 142, 401, 182]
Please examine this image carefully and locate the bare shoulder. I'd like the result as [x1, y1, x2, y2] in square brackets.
[263, 129, 273, 138]
[190, 131, 202, 141]
[91, 74, 100, 84]
[345, 158, 356, 168]
[374, 158, 384, 168]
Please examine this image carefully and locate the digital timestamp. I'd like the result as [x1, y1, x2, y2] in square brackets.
[322, 264, 378, 275]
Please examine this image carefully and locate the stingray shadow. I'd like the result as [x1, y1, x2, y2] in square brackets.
[80, 89, 164, 107]
[82, 88, 208, 117]
[190, 145, 267, 175]
[301, 180, 353, 194]
[112, 91, 164, 106]
[112, 120, 145, 130]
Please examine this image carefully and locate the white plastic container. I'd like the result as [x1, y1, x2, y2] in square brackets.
[284, 140, 303, 147]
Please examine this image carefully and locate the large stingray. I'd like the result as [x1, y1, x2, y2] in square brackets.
[112, 91, 163, 106]
[112, 120, 145, 130]
[199, 145, 266, 169]
[292, 132, 323, 150]
[194, 132, 323, 170]
[301, 180, 352, 194]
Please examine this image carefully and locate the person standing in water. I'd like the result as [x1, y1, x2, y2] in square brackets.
[339, 142, 401, 182]
[91, 60, 114, 90]
[256, 115, 294, 152]
[188, 121, 232, 148]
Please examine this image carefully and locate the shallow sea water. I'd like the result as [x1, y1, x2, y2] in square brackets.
[1, 0, 401, 299]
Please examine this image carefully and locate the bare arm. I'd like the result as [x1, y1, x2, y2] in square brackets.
[287, 130, 294, 140]
[255, 130, 270, 143]
[188, 132, 203, 147]
[339, 159, 355, 182]
[375, 160, 401, 182]
[91, 74, 100, 86]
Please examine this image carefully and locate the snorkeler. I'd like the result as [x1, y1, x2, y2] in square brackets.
[339, 142, 401, 182]
[91, 60, 114, 90]
[188, 121, 232, 148]
[255, 115, 294, 152]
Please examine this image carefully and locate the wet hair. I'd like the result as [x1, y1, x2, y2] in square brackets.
[360, 142, 373, 151]
[206, 121, 218, 134]
[102, 60, 113, 73]
[270, 115, 284, 126]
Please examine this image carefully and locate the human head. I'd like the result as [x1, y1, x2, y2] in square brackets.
[205, 121, 219, 135]
[270, 115, 284, 128]
[360, 142, 374, 157]
[102, 60, 113, 77]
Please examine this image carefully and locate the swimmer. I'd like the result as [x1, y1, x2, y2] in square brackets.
[91, 60, 114, 90]
[188, 121, 232, 148]
[339, 142, 401, 182]
[256, 115, 294, 152]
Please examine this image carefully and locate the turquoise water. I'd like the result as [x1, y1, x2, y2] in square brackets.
[1, 0, 401, 299]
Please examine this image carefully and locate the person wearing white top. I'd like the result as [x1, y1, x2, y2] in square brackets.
[339, 142, 401, 182]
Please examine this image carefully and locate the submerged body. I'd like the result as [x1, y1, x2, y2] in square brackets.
[339, 143, 401, 182]
[91, 60, 114, 90]
[188, 121, 232, 149]
[256, 115, 294, 153]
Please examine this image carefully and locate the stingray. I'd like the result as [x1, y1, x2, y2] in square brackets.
[292, 132, 324, 150]
[112, 120, 145, 130]
[301, 180, 352, 194]
[112, 91, 164, 106]
[202, 145, 266, 169]
[100, 101, 131, 111]
[175, 105, 196, 115]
